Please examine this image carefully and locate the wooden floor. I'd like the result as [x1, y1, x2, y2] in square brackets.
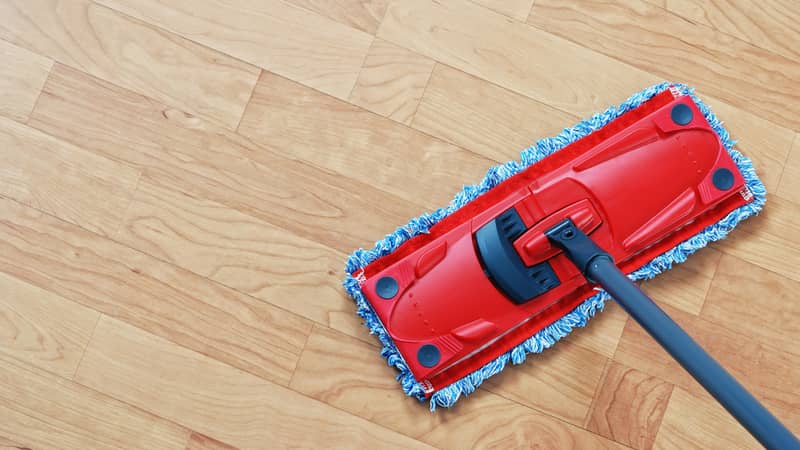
[0, 1, 798, 448]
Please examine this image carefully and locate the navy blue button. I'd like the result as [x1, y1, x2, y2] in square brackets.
[671, 103, 693, 125]
[417, 344, 441, 368]
[375, 276, 399, 299]
[712, 168, 735, 190]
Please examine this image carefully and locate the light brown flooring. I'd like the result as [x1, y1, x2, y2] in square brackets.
[0, 1, 798, 449]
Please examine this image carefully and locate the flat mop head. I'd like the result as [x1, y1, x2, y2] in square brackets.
[344, 83, 766, 409]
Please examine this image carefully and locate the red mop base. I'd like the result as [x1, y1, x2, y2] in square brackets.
[355, 91, 751, 395]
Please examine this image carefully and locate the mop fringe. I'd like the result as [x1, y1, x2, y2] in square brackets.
[343, 82, 766, 411]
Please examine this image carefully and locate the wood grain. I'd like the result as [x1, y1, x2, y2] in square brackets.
[588, 362, 673, 450]
[0, 0, 259, 128]
[778, 135, 800, 204]
[0, 116, 140, 237]
[349, 39, 435, 125]
[529, 0, 800, 131]
[378, 0, 660, 118]
[239, 71, 494, 209]
[97, 0, 373, 100]
[712, 194, 800, 283]
[290, 325, 624, 449]
[29, 64, 421, 253]
[654, 387, 760, 449]
[412, 63, 577, 162]
[703, 254, 800, 356]
[484, 341, 608, 425]
[0, 272, 99, 378]
[0, 197, 312, 386]
[644, 0, 713, 27]
[185, 433, 238, 450]
[2, 0, 798, 445]
[0, 435, 27, 449]
[116, 177, 368, 343]
[0, 39, 52, 121]
[647, 0, 800, 61]
[614, 303, 800, 430]
[640, 247, 722, 315]
[0, 355, 189, 450]
[75, 316, 434, 450]
[284, 0, 388, 34]
[471, 0, 535, 21]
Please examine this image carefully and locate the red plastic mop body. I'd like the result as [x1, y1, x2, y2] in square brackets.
[354, 91, 751, 396]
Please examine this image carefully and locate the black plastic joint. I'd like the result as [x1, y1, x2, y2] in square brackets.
[475, 208, 560, 304]
[545, 219, 612, 281]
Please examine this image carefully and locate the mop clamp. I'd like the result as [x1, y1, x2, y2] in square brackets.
[545, 218, 611, 282]
[475, 208, 560, 304]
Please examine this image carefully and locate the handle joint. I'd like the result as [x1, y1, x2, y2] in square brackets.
[545, 218, 611, 282]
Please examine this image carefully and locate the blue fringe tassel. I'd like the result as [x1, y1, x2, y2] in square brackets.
[343, 83, 766, 411]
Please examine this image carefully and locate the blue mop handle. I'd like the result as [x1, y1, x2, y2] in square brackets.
[588, 257, 798, 449]
[546, 219, 800, 450]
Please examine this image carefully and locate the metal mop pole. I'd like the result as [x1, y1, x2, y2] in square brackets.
[547, 219, 799, 450]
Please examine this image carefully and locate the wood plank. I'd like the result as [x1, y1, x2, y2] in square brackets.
[412, 64, 576, 162]
[75, 316, 434, 450]
[28, 64, 421, 253]
[712, 194, 800, 283]
[96, 0, 373, 100]
[239, 71, 494, 209]
[703, 254, 800, 356]
[0, 0, 259, 129]
[484, 341, 608, 426]
[185, 433, 237, 450]
[283, 0, 388, 34]
[290, 325, 625, 449]
[654, 387, 760, 449]
[116, 177, 368, 343]
[0, 272, 99, 378]
[614, 303, 800, 430]
[377, 0, 660, 118]
[0, 355, 189, 450]
[647, 0, 800, 61]
[0, 39, 52, 121]
[0, 435, 27, 449]
[777, 134, 800, 204]
[587, 362, 673, 450]
[529, 0, 800, 131]
[0, 116, 140, 237]
[471, 0, 535, 21]
[0, 197, 312, 386]
[640, 247, 721, 315]
[349, 39, 435, 125]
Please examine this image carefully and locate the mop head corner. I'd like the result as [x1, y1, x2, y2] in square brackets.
[343, 82, 766, 411]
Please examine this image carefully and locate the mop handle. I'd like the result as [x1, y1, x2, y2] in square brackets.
[546, 219, 800, 450]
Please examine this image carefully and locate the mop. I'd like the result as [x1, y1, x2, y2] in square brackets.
[343, 83, 798, 448]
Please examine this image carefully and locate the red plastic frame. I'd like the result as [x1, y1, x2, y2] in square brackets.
[355, 92, 751, 395]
